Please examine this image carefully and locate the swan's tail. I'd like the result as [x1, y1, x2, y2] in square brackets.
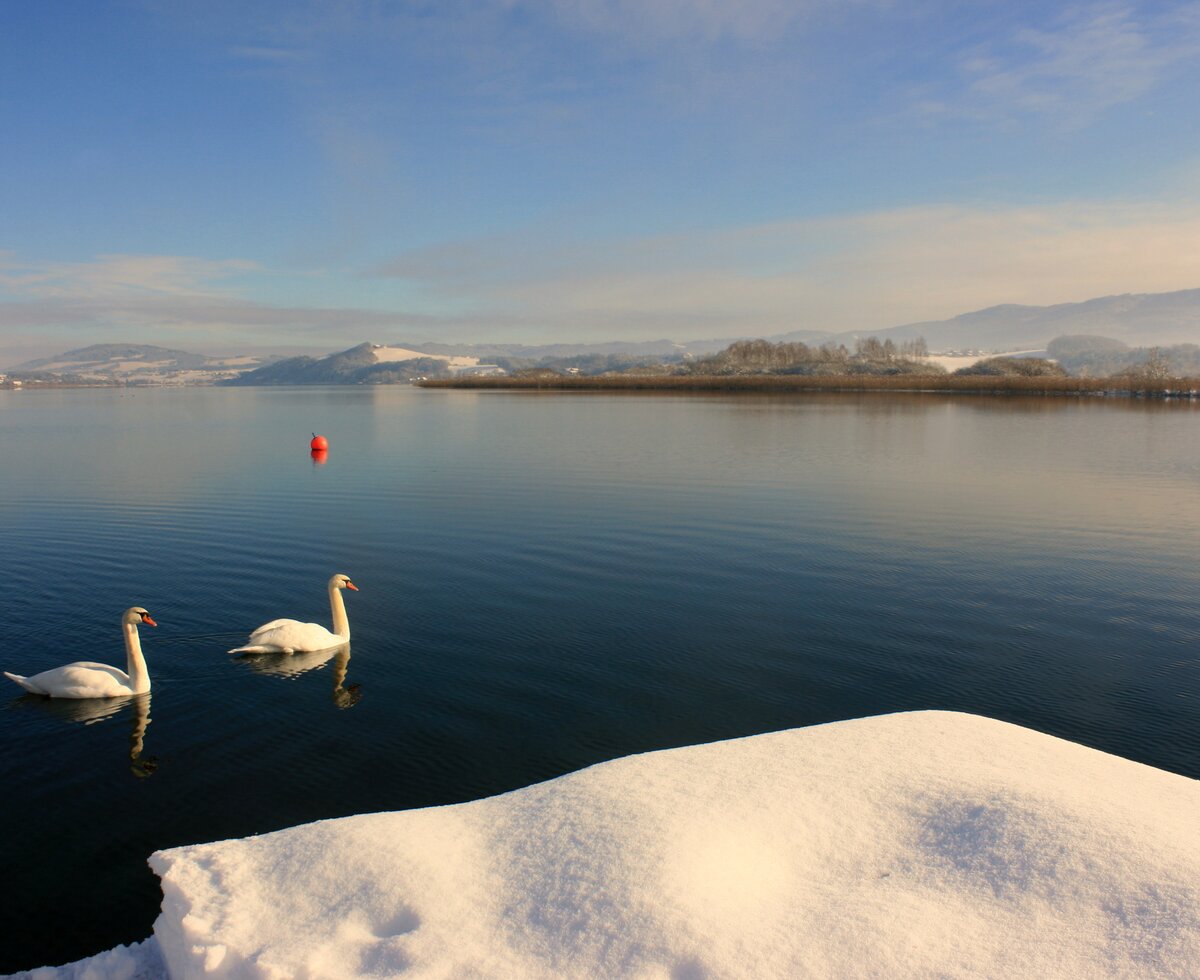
[4, 671, 43, 694]
[228, 644, 277, 654]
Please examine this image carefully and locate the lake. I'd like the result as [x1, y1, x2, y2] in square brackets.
[1, 386, 1198, 973]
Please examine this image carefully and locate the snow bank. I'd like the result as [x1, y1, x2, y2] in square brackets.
[14, 711, 1200, 978]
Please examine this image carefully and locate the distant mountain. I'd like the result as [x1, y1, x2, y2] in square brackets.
[12, 343, 203, 371]
[396, 290, 1200, 358]
[7, 343, 278, 384]
[16, 287, 1200, 386]
[220, 343, 465, 386]
[822, 289, 1200, 351]
[390, 339, 688, 359]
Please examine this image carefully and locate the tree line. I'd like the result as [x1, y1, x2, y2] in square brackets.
[686, 337, 933, 376]
[491, 334, 1200, 383]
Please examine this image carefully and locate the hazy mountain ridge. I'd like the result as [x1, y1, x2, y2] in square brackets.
[13, 343, 207, 370]
[825, 288, 1200, 350]
[6, 343, 278, 383]
[391, 339, 689, 359]
[9, 287, 1200, 385]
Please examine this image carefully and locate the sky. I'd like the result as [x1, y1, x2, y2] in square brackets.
[2, 0, 1200, 363]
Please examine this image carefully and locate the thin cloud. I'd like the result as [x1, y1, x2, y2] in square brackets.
[375, 198, 1200, 336]
[539, 0, 831, 45]
[926, 2, 1200, 127]
[0, 255, 258, 302]
[0, 253, 348, 350]
[7, 198, 1200, 354]
[220, 0, 840, 49]
[0, 290, 450, 350]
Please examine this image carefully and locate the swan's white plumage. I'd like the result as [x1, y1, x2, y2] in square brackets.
[234, 620, 343, 655]
[4, 607, 156, 699]
[229, 574, 357, 655]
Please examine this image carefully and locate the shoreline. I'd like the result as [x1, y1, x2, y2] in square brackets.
[7, 375, 1200, 398]
[418, 373, 1200, 397]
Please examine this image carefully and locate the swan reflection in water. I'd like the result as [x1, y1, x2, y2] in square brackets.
[233, 644, 362, 710]
[14, 691, 159, 777]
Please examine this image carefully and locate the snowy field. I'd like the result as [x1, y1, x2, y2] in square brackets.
[369, 346, 480, 368]
[921, 350, 1049, 372]
[9, 711, 1198, 979]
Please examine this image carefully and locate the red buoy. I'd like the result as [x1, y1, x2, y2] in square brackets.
[310, 433, 329, 451]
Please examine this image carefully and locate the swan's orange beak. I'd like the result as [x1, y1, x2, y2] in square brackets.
[142, 615, 158, 627]
[345, 582, 359, 591]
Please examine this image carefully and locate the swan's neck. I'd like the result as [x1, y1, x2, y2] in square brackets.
[329, 585, 351, 640]
[123, 622, 151, 694]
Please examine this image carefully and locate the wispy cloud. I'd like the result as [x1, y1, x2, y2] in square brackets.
[209, 0, 842, 49]
[161, 0, 857, 123]
[0, 254, 379, 352]
[537, 0, 836, 45]
[0, 255, 258, 302]
[0, 252, 469, 357]
[5, 196, 1200, 358]
[376, 198, 1200, 336]
[921, 2, 1200, 127]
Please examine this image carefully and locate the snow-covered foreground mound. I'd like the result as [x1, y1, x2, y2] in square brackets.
[15, 711, 1200, 979]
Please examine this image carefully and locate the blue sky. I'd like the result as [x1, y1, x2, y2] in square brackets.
[2, 0, 1199, 361]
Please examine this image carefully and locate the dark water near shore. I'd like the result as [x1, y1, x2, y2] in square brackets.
[1, 386, 1198, 972]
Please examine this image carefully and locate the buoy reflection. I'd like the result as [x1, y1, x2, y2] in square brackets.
[311, 448, 328, 465]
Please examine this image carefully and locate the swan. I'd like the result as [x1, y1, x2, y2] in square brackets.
[4, 607, 157, 699]
[229, 574, 358, 654]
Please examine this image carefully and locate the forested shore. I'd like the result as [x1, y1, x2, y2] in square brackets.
[419, 374, 1200, 396]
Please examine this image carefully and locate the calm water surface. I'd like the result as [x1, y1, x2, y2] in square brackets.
[1, 386, 1198, 971]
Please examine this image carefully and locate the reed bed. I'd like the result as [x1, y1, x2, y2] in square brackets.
[419, 374, 1200, 396]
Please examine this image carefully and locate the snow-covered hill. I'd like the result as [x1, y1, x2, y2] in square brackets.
[6, 344, 277, 385]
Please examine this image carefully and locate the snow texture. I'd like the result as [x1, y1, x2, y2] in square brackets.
[11, 711, 1200, 978]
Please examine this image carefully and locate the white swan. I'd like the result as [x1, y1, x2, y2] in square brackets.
[229, 574, 358, 654]
[4, 607, 157, 699]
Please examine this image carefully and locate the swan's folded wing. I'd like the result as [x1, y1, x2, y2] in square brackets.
[58, 661, 122, 673]
[25, 663, 131, 698]
[249, 618, 302, 638]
